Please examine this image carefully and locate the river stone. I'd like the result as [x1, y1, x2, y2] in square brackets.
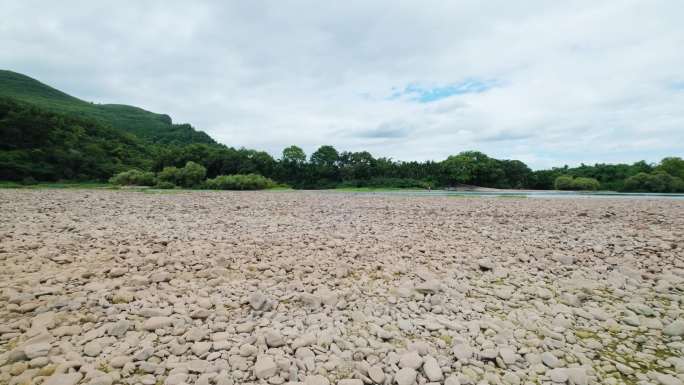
[143, 316, 173, 331]
[394, 368, 417, 385]
[24, 342, 50, 359]
[83, 341, 102, 357]
[399, 351, 423, 369]
[368, 366, 385, 383]
[663, 320, 684, 336]
[254, 355, 277, 379]
[549, 368, 568, 383]
[44, 373, 84, 385]
[422, 356, 443, 382]
[305, 375, 330, 385]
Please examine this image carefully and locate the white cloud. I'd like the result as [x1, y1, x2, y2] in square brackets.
[1, 0, 682, 168]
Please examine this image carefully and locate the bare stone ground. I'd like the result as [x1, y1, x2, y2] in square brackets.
[1, 190, 683, 385]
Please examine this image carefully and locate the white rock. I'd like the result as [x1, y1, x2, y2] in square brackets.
[164, 374, 188, 385]
[143, 316, 173, 331]
[452, 343, 473, 361]
[44, 373, 84, 385]
[541, 352, 561, 368]
[83, 341, 102, 357]
[88, 375, 113, 385]
[422, 356, 443, 382]
[566, 367, 588, 385]
[548, 368, 568, 383]
[337, 380, 362, 385]
[24, 342, 50, 359]
[399, 351, 423, 369]
[265, 329, 286, 347]
[254, 355, 278, 379]
[663, 320, 684, 336]
[394, 368, 417, 385]
[305, 375, 330, 385]
[368, 366, 385, 383]
[249, 292, 267, 310]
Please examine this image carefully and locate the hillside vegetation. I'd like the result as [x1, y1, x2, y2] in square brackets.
[0, 70, 214, 145]
[0, 98, 150, 180]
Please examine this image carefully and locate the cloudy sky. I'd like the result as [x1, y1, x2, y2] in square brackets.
[2, 1, 683, 168]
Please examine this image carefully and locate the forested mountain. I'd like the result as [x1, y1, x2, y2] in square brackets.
[0, 97, 151, 180]
[0, 70, 214, 145]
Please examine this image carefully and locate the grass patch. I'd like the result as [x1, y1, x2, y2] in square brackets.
[438, 334, 453, 345]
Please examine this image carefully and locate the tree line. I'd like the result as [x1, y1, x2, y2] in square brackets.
[151, 143, 684, 192]
[2, 97, 683, 192]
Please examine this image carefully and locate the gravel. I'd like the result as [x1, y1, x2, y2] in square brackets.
[0, 189, 683, 385]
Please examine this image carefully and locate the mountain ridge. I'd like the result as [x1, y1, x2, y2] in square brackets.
[0, 70, 215, 145]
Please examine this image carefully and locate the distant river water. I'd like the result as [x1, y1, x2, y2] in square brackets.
[333, 190, 684, 200]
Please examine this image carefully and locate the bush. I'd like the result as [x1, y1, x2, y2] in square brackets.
[572, 177, 600, 191]
[154, 181, 176, 189]
[157, 166, 181, 185]
[554, 175, 600, 191]
[21, 176, 37, 185]
[204, 174, 275, 190]
[623, 171, 684, 193]
[109, 169, 156, 186]
[177, 161, 206, 187]
[553, 175, 574, 190]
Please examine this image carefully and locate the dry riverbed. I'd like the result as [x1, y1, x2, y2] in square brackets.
[1, 190, 683, 385]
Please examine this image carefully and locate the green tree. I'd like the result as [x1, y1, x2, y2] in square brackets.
[554, 175, 575, 190]
[656, 157, 684, 179]
[178, 161, 206, 187]
[310, 145, 339, 166]
[554, 175, 600, 191]
[309, 145, 340, 185]
[500, 159, 532, 188]
[157, 166, 181, 185]
[339, 151, 376, 181]
[282, 145, 306, 164]
[441, 151, 504, 187]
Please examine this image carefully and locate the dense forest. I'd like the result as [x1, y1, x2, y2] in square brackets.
[1, 70, 683, 192]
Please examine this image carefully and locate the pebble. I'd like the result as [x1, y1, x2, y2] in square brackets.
[422, 356, 443, 382]
[394, 368, 417, 385]
[663, 320, 684, 336]
[1, 191, 682, 385]
[143, 316, 173, 331]
[254, 355, 278, 379]
[43, 373, 84, 385]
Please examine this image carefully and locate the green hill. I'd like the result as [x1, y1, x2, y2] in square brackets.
[0, 97, 152, 181]
[0, 70, 215, 145]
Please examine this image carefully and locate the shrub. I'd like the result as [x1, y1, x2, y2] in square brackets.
[554, 175, 600, 191]
[624, 171, 684, 193]
[204, 174, 275, 190]
[21, 176, 38, 185]
[154, 181, 176, 189]
[157, 166, 181, 185]
[572, 177, 600, 191]
[553, 175, 575, 190]
[109, 169, 156, 186]
[177, 161, 206, 188]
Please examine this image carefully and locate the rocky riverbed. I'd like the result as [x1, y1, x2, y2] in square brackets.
[1, 190, 683, 385]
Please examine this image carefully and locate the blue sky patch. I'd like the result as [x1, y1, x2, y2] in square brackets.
[670, 81, 684, 91]
[390, 79, 499, 103]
